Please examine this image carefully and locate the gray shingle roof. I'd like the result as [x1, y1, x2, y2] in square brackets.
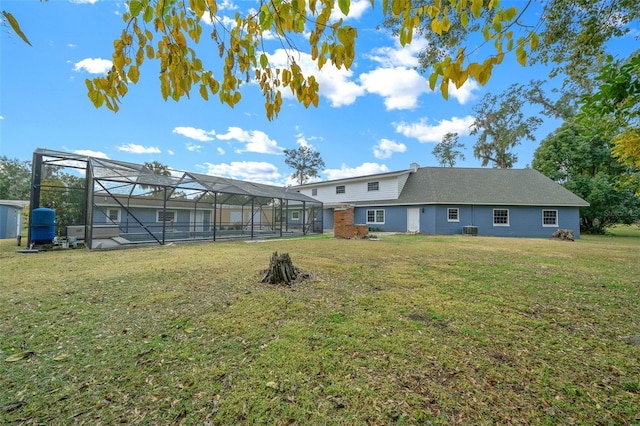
[358, 167, 589, 207]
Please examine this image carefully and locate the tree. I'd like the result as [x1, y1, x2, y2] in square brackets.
[2, 0, 579, 118]
[532, 119, 640, 233]
[432, 132, 465, 167]
[580, 52, 640, 168]
[140, 160, 171, 193]
[0, 156, 31, 200]
[40, 171, 86, 234]
[470, 83, 542, 168]
[384, 0, 640, 93]
[284, 146, 325, 185]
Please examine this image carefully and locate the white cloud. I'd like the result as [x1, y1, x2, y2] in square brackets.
[186, 142, 202, 152]
[359, 67, 430, 110]
[74, 149, 109, 158]
[449, 80, 480, 105]
[217, 126, 283, 155]
[67, 43, 77, 48]
[173, 126, 215, 142]
[117, 144, 161, 154]
[216, 147, 225, 155]
[167, 150, 175, 155]
[329, 0, 371, 22]
[324, 162, 390, 180]
[295, 132, 322, 149]
[73, 58, 112, 74]
[366, 37, 429, 68]
[394, 115, 475, 143]
[198, 161, 282, 185]
[268, 49, 364, 107]
[373, 138, 406, 159]
[0, 115, 4, 120]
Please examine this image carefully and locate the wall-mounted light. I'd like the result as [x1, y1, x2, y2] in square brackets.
[421, 207, 425, 213]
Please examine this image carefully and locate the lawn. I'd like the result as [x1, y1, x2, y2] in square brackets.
[1, 231, 639, 425]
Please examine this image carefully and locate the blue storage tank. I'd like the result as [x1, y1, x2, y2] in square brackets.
[31, 208, 56, 244]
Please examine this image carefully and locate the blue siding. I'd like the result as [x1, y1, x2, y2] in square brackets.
[354, 205, 407, 231]
[344, 204, 582, 238]
[0, 205, 22, 239]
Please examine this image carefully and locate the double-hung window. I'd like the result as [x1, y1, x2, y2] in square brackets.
[366, 209, 385, 224]
[493, 209, 509, 226]
[336, 185, 345, 194]
[106, 208, 121, 224]
[367, 181, 379, 191]
[447, 208, 459, 222]
[157, 210, 176, 223]
[542, 210, 558, 227]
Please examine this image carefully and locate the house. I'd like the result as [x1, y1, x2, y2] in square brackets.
[0, 200, 28, 240]
[293, 164, 590, 238]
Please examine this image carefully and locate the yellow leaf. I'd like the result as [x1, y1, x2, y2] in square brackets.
[2, 11, 31, 46]
[516, 46, 527, 66]
[5, 351, 34, 362]
[440, 79, 449, 100]
[460, 10, 469, 27]
[471, 0, 482, 18]
[184, 327, 195, 333]
[53, 354, 71, 361]
[431, 18, 442, 36]
[530, 32, 539, 51]
[429, 72, 439, 90]
[128, 65, 140, 83]
[199, 84, 209, 100]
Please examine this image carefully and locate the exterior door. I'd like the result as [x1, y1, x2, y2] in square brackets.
[407, 208, 420, 233]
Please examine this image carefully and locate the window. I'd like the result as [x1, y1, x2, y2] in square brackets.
[447, 208, 459, 222]
[542, 210, 558, 227]
[366, 209, 385, 224]
[106, 208, 120, 224]
[291, 211, 300, 220]
[493, 209, 509, 226]
[336, 185, 345, 194]
[311, 188, 318, 196]
[157, 210, 176, 222]
[367, 181, 379, 191]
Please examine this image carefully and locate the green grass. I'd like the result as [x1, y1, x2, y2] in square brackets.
[1, 233, 639, 425]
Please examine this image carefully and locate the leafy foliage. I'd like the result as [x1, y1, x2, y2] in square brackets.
[40, 170, 86, 234]
[532, 119, 640, 233]
[284, 145, 325, 185]
[385, 0, 640, 92]
[0, 156, 31, 200]
[3, 0, 561, 118]
[581, 52, 640, 168]
[470, 83, 542, 168]
[432, 132, 465, 167]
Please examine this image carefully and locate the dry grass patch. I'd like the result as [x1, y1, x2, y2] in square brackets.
[1, 233, 639, 424]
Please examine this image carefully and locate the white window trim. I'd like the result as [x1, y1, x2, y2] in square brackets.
[336, 185, 346, 194]
[542, 209, 559, 227]
[493, 208, 510, 227]
[157, 210, 177, 222]
[367, 181, 379, 191]
[447, 208, 459, 222]
[366, 209, 385, 224]
[106, 208, 121, 224]
[291, 211, 300, 220]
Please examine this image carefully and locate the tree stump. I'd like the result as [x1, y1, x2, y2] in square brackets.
[261, 251, 308, 285]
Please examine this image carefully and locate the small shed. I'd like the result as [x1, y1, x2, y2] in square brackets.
[0, 200, 28, 239]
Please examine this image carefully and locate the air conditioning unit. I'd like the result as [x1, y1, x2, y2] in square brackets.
[462, 226, 478, 236]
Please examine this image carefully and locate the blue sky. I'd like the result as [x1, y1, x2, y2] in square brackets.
[1, 0, 638, 186]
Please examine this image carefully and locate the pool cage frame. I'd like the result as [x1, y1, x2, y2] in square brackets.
[28, 149, 323, 249]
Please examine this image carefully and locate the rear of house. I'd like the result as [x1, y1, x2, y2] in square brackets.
[295, 166, 589, 238]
